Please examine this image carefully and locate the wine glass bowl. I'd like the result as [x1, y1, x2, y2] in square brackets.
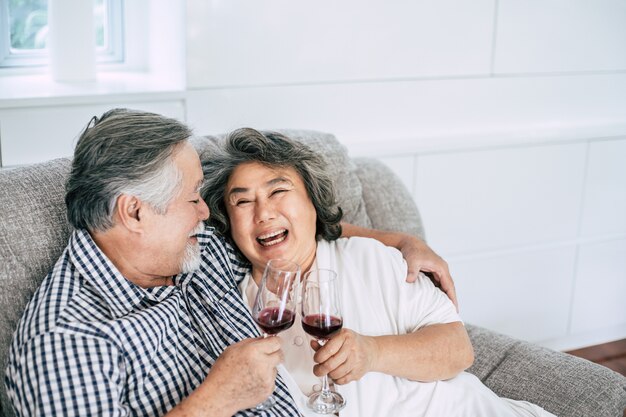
[301, 313, 343, 339]
[252, 258, 300, 337]
[301, 268, 346, 414]
[254, 307, 296, 335]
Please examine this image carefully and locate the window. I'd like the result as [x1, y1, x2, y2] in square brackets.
[0, 0, 123, 68]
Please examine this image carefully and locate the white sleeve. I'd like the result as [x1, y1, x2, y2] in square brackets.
[380, 244, 462, 333]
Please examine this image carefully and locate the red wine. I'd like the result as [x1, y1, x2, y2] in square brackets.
[254, 307, 295, 335]
[302, 314, 343, 339]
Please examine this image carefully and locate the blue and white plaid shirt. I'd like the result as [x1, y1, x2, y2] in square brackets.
[5, 228, 301, 416]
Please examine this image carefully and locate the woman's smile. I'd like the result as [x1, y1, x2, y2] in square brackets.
[256, 228, 289, 247]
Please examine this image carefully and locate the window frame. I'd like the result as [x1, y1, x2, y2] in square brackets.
[0, 0, 124, 69]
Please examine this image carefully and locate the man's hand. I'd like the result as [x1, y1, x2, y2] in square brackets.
[310, 329, 378, 385]
[171, 337, 283, 417]
[396, 234, 458, 311]
[210, 337, 282, 410]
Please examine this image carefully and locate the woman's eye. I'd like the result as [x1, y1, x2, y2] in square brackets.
[236, 200, 251, 206]
[190, 199, 200, 204]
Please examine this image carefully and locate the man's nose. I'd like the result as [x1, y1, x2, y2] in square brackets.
[198, 198, 210, 221]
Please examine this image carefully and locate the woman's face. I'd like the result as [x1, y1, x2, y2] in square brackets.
[224, 162, 318, 277]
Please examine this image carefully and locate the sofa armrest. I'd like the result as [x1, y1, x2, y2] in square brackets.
[467, 324, 626, 417]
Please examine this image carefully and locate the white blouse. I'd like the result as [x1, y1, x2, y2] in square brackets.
[240, 237, 555, 417]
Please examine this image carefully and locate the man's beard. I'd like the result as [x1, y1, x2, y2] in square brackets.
[180, 222, 204, 274]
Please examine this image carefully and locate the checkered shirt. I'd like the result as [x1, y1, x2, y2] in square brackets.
[5, 228, 301, 416]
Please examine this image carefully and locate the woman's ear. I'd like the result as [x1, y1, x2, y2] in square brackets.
[115, 194, 143, 232]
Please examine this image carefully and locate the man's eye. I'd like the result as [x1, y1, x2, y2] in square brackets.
[236, 200, 251, 206]
[190, 199, 200, 204]
[271, 189, 288, 196]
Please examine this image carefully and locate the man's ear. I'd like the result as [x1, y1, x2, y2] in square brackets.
[115, 194, 143, 232]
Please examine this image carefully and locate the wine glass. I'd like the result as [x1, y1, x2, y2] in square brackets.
[251, 258, 300, 410]
[301, 268, 346, 414]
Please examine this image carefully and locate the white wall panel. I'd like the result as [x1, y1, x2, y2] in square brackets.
[187, 0, 495, 87]
[414, 144, 586, 255]
[495, 0, 626, 73]
[580, 139, 626, 237]
[571, 239, 626, 334]
[453, 247, 575, 342]
[0, 101, 185, 166]
[186, 74, 626, 153]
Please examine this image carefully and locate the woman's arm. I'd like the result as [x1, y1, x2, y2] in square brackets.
[311, 322, 474, 384]
[341, 222, 458, 310]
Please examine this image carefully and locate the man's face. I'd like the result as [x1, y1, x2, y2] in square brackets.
[141, 142, 209, 278]
[224, 162, 318, 276]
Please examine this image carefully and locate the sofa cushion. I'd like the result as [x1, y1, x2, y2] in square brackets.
[465, 324, 520, 381]
[467, 323, 626, 417]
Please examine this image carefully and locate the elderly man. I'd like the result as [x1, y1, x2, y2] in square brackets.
[5, 109, 455, 416]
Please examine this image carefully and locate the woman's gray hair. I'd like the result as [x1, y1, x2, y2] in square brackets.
[66, 108, 192, 232]
[202, 128, 343, 242]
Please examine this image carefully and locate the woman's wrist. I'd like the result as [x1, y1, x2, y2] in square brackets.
[365, 335, 382, 374]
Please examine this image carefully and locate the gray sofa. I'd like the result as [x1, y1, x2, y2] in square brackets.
[1, 130, 625, 417]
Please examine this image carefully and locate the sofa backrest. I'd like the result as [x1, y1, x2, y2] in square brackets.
[0, 130, 423, 416]
[0, 159, 72, 417]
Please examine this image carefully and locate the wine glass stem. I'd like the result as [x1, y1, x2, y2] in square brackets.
[321, 374, 331, 396]
[318, 338, 332, 396]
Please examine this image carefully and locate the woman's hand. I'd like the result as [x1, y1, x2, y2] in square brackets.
[311, 323, 473, 385]
[310, 329, 378, 385]
[396, 234, 458, 311]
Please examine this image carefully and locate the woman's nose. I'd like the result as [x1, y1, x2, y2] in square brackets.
[255, 199, 275, 223]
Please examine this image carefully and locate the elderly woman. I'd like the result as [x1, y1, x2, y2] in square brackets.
[203, 128, 556, 417]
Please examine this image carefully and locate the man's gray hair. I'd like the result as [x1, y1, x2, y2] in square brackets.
[66, 108, 192, 231]
[202, 128, 343, 243]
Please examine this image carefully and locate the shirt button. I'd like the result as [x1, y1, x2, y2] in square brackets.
[294, 336, 304, 346]
[312, 384, 321, 393]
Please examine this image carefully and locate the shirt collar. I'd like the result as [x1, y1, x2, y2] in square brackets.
[68, 229, 177, 319]
[195, 226, 216, 247]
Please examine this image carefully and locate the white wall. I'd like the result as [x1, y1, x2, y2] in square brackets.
[184, 0, 626, 145]
[184, 0, 626, 351]
[1, 0, 625, 350]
